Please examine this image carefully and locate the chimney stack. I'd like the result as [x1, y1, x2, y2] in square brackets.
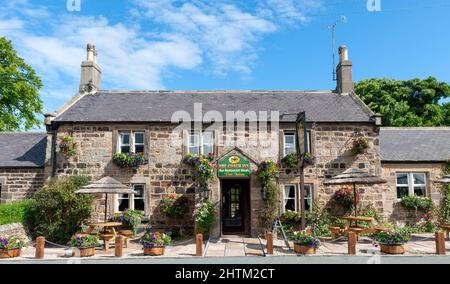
[79, 43, 102, 93]
[336, 45, 353, 94]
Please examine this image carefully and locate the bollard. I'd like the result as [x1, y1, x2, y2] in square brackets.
[115, 235, 124, 257]
[196, 234, 203, 257]
[35, 236, 45, 259]
[436, 231, 446, 255]
[348, 232, 356, 255]
[266, 232, 274, 255]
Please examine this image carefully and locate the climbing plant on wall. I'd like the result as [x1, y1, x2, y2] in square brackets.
[438, 161, 450, 224]
[256, 160, 280, 230]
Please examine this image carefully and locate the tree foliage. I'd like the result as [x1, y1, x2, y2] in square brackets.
[0, 37, 43, 131]
[355, 77, 450, 126]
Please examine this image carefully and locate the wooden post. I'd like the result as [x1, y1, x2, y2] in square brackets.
[348, 231, 356, 255]
[196, 234, 203, 257]
[35, 236, 45, 259]
[436, 231, 446, 255]
[266, 232, 274, 255]
[115, 236, 123, 257]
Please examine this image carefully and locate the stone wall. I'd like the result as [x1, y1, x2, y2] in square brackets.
[0, 168, 45, 203]
[382, 162, 445, 225]
[46, 121, 384, 237]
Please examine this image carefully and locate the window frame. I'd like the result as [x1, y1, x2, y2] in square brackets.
[115, 184, 146, 213]
[395, 172, 427, 199]
[283, 184, 314, 213]
[283, 130, 311, 157]
[118, 130, 146, 154]
[187, 130, 215, 156]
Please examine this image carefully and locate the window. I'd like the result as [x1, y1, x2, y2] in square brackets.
[116, 184, 145, 212]
[283, 184, 314, 212]
[283, 131, 311, 156]
[118, 131, 145, 154]
[188, 131, 214, 155]
[396, 173, 427, 199]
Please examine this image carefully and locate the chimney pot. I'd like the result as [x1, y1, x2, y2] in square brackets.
[339, 45, 348, 62]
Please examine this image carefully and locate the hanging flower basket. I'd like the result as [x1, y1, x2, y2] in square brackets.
[351, 133, 369, 155]
[182, 154, 215, 186]
[334, 186, 359, 209]
[59, 135, 77, 158]
[161, 194, 189, 217]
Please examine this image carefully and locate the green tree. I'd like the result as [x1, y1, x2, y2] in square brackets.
[0, 37, 43, 131]
[355, 77, 450, 126]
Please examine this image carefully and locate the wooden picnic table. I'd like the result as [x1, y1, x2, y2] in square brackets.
[86, 222, 122, 251]
[341, 216, 374, 238]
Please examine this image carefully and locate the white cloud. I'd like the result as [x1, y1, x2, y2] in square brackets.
[0, 0, 322, 111]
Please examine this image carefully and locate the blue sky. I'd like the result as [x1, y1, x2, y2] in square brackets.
[1, 0, 449, 115]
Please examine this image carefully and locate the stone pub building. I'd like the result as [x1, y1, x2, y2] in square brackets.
[1, 44, 448, 237]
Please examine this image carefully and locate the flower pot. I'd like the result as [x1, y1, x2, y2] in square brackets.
[79, 247, 95, 257]
[143, 247, 165, 256]
[294, 243, 317, 254]
[380, 244, 405, 255]
[0, 248, 21, 258]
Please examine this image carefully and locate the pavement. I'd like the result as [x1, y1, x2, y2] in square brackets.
[1, 233, 449, 264]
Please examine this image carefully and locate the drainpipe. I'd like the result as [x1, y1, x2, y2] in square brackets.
[44, 113, 58, 178]
[51, 129, 57, 178]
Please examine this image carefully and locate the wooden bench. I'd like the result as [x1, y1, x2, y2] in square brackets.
[118, 230, 134, 248]
[440, 224, 450, 239]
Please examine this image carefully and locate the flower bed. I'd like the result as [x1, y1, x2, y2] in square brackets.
[0, 236, 25, 258]
[161, 195, 189, 217]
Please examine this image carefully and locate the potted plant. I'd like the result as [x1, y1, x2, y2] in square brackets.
[301, 152, 316, 166]
[112, 152, 146, 169]
[69, 235, 99, 257]
[400, 196, 433, 211]
[351, 132, 369, 155]
[374, 230, 410, 254]
[161, 194, 189, 217]
[141, 231, 172, 256]
[291, 230, 321, 254]
[112, 209, 143, 235]
[0, 236, 25, 258]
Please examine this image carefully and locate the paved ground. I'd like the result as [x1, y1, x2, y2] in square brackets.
[1, 233, 449, 263]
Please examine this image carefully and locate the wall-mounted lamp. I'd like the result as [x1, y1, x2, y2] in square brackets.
[261, 185, 267, 200]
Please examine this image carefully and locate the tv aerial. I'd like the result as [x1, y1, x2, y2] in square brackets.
[328, 16, 347, 81]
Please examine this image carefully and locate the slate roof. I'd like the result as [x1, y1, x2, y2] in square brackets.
[380, 128, 450, 162]
[0, 133, 47, 168]
[55, 91, 373, 123]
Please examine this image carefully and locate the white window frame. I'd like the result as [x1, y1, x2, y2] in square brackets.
[116, 184, 146, 213]
[188, 131, 214, 155]
[395, 172, 427, 199]
[118, 131, 146, 154]
[283, 184, 314, 213]
[283, 130, 311, 156]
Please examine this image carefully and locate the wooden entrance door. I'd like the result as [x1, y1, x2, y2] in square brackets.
[221, 179, 250, 235]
